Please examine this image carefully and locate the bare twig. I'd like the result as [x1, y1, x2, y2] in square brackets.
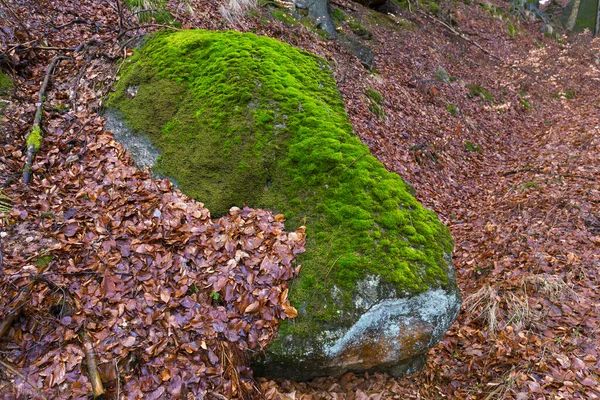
[7, 44, 76, 52]
[502, 167, 596, 181]
[71, 57, 92, 111]
[417, 10, 502, 61]
[22, 56, 71, 184]
[0, 232, 3, 276]
[0, 285, 31, 338]
[79, 328, 106, 398]
[0, 0, 32, 39]
[117, 24, 181, 40]
[115, 0, 125, 35]
[0, 358, 48, 399]
[52, 18, 107, 30]
[208, 391, 229, 400]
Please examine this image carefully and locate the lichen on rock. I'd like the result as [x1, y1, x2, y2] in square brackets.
[107, 29, 460, 379]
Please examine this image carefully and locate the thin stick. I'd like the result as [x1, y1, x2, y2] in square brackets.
[115, 0, 125, 35]
[22, 56, 71, 184]
[208, 391, 229, 400]
[0, 230, 3, 276]
[116, 23, 181, 40]
[417, 10, 502, 61]
[79, 328, 106, 398]
[0, 0, 32, 39]
[0, 286, 31, 338]
[71, 57, 92, 111]
[0, 358, 48, 399]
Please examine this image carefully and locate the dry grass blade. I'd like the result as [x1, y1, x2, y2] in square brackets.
[505, 292, 543, 331]
[465, 284, 499, 334]
[0, 191, 11, 216]
[220, 0, 255, 27]
[524, 274, 579, 301]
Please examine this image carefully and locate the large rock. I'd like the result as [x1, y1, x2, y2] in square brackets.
[107, 30, 460, 380]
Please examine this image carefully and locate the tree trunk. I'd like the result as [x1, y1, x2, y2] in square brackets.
[567, 0, 582, 30]
[596, 0, 600, 35]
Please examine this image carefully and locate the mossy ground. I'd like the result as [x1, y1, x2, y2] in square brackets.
[0, 71, 12, 96]
[108, 30, 453, 337]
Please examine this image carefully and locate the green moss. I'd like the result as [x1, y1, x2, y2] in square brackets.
[520, 181, 538, 190]
[464, 140, 482, 152]
[109, 30, 453, 337]
[479, 1, 507, 19]
[519, 92, 532, 110]
[348, 18, 373, 40]
[331, 8, 347, 23]
[366, 88, 384, 104]
[270, 9, 298, 26]
[429, 1, 441, 13]
[445, 103, 458, 116]
[0, 71, 12, 96]
[34, 255, 53, 268]
[27, 125, 42, 151]
[369, 102, 385, 119]
[467, 84, 495, 103]
[366, 88, 384, 118]
[565, 89, 576, 99]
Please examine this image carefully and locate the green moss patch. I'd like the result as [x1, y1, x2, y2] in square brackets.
[467, 84, 495, 103]
[27, 125, 42, 151]
[108, 30, 453, 336]
[0, 71, 13, 96]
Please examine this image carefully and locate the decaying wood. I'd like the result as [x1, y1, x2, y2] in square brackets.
[22, 56, 70, 184]
[79, 328, 106, 399]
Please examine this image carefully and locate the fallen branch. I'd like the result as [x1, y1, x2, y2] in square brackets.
[116, 0, 125, 35]
[22, 56, 71, 184]
[417, 10, 502, 62]
[502, 167, 596, 181]
[0, 358, 48, 399]
[79, 328, 106, 399]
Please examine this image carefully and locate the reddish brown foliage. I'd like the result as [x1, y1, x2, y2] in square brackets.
[0, 0, 599, 398]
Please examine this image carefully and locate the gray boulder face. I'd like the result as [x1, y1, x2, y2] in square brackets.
[253, 258, 461, 381]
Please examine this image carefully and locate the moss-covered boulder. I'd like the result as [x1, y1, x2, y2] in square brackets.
[107, 30, 460, 380]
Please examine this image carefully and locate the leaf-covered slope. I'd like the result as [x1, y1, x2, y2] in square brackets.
[108, 30, 455, 337]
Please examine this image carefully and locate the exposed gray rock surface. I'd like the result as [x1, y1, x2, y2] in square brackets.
[253, 259, 461, 381]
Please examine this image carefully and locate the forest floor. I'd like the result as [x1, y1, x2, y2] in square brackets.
[0, 0, 599, 399]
